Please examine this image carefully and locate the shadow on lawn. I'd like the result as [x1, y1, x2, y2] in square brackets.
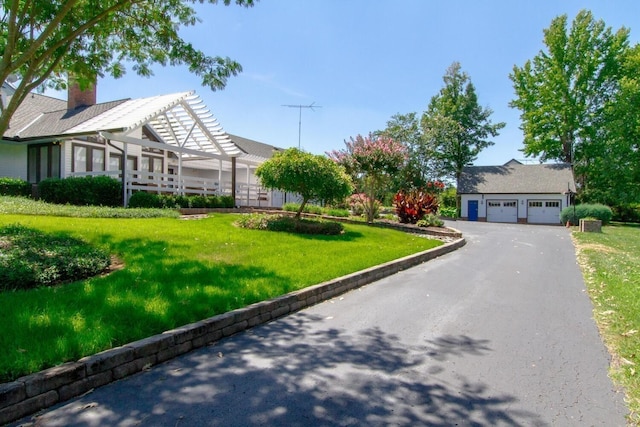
[31, 312, 544, 427]
[1, 236, 295, 381]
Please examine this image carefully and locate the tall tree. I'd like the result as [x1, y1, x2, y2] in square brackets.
[509, 10, 629, 182]
[422, 62, 505, 184]
[379, 112, 437, 191]
[0, 0, 255, 136]
[589, 43, 640, 205]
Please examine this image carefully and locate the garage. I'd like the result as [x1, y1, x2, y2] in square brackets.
[487, 200, 518, 223]
[527, 200, 561, 224]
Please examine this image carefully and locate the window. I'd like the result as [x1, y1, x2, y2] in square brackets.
[72, 143, 105, 173]
[141, 155, 163, 181]
[529, 201, 543, 208]
[27, 144, 60, 183]
[503, 201, 517, 207]
[488, 201, 501, 207]
[546, 201, 560, 208]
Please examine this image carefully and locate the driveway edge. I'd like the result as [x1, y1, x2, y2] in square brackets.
[0, 237, 465, 425]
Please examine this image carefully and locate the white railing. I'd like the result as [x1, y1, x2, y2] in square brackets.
[68, 170, 274, 207]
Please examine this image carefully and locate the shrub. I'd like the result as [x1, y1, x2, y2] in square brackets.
[324, 208, 350, 217]
[393, 189, 439, 224]
[560, 203, 613, 226]
[348, 193, 380, 219]
[39, 176, 122, 206]
[612, 204, 640, 223]
[235, 214, 344, 235]
[0, 177, 31, 197]
[128, 191, 161, 208]
[282, 203, 323, 215]
[0, 224, 110, 291]
[128, 193, 235, 209]
[416, 214, 444, 228]
[439, 206, 457, 218]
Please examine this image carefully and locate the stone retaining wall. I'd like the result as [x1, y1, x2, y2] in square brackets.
[0, 237, 465, 425]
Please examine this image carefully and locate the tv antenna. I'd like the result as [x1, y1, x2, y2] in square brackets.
[282, 102, 322, 149]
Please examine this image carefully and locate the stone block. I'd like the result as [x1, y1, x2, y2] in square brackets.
[0, 381, 26, 410]
[80, 346, 135, 376]
[23, 362, 85, 397]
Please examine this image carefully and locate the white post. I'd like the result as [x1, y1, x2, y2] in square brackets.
[122, 142, 128, 206]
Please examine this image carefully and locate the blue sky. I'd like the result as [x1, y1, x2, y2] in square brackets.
[80, 0, 640, 165]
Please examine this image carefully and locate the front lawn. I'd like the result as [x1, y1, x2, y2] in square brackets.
[0, 211, 442, 382]
[573, 224, 640, 423]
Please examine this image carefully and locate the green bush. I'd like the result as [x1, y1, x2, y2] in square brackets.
[0, 224, 110, 291]
[439, 206, 457, 218]
[39, 176, 122, 207]
[282, 203, 323, 215]
[235, 214, 344, 235]
[324, 208, 350, 217]
[128, 191, 161, 208]
[416, 213, 444, 228]
[128, 193, 235, 210]
[0, 177, 31, 197]
[612, 204, 640, 223]
[560, 203, 613, 226]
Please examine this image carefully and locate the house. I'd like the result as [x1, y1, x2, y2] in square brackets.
[0, 81, 291, 207]
[457, 159, 576, 224]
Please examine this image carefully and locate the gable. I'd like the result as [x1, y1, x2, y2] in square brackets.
[458, 163, 576, 194]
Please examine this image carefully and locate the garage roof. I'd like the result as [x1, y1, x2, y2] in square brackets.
[458, 161, 576, 194]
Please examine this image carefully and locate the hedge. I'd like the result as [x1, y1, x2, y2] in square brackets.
[39, 176, 122, 207]
[0, 177, 31, 197]
[560, 203, 613, 226]
[128, 192, 235, 209]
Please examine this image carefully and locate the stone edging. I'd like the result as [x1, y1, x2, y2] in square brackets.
[0, 237, 465, 425]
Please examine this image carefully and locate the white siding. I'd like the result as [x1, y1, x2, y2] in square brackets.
[0, 143, 27, 180]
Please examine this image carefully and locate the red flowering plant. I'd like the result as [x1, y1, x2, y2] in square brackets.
[328, 134, 407, 223]
[393, 187, 441, 224]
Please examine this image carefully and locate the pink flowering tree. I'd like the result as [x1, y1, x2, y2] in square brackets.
[328, 134, 407, 223]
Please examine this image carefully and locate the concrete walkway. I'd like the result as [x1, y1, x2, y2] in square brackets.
[14, 221, 627, 426]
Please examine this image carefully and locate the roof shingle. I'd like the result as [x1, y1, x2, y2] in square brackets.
[458, 163, 576, 194]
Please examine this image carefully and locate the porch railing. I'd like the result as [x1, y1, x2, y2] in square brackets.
[69, 170, 273, 207]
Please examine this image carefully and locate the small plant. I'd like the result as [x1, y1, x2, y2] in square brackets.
[393, 188, 440, 224]
[324, 208, 349, 217]
[439, 206, 457, 218]
[348, 193, 380, 219]
[416, 214, 444, 228]
[283, 202, 324, 215]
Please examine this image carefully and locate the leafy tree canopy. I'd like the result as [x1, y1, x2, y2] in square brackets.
[255, 148, 353, 219]
[510, 9, 628, 165]
[422, 62, 505, 183]
[328, 133, 407, 222]
[0, 0, 255, 136]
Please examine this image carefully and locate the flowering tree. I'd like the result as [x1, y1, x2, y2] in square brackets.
[328, 133, 407, 223]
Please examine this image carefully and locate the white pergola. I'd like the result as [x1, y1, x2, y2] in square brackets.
[63, 91, 257, 203]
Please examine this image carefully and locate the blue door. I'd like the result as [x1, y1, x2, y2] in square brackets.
[468, 200, 479, 221]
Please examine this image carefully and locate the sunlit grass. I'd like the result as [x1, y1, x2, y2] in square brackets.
[0, 213, 442, 381]
[574, 224, 640, 423]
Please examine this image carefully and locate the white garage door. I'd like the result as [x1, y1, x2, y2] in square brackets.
[528, 200, 561, 224]
[487, 200, 518, 223]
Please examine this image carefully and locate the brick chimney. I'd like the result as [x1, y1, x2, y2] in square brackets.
[67, 78, 96, 110]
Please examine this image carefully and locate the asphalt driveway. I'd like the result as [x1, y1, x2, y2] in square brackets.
[15, 221, 627, 426]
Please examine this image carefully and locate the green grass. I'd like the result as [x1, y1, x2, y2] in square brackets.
[0, 196, 179, 218]
[0, 211, 442, 382]
[573, 224, 640, 423]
